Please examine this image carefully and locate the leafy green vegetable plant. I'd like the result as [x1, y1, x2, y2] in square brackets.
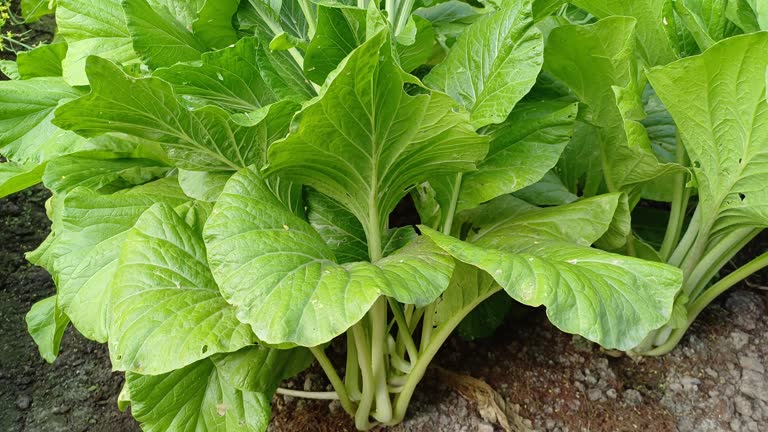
[532, 0, 768, 355]
[0, 0, 697, 430]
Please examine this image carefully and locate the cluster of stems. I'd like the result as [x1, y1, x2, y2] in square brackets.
[287, 173, 491, 430]
[633, 133, 768, 354]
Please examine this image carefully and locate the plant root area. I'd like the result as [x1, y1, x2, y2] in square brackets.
[2, 191, 768, 432]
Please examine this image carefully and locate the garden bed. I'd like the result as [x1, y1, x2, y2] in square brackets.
[1, 190, 766, 432]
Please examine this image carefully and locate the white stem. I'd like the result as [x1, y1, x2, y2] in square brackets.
[276, 388, 339, 400]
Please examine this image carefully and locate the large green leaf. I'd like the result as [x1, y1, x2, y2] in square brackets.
[639, 85, 679, 202]
[50, 179, 188, 342]
[424, 0, 543, 128]
[555, 120, 604, 197]
[16, 43, 68, 79]
[204, 167, 381, 346]
[375, 236, 455, 307]
[458, 100, 577, 211]
[154, 37, 313, 112]
[533, 0, 566, 20]
[26, 199, 65, 274]
[397, 16, 436, 73]
[122, 0, 239, 70]
[57, 0, 140, 85]
[194, 0, 240, 49]
[25, 296, 70, 363]
[570, 0, 678, 66]
[647, 32, 768, 235]
[513, 171, 578, 206]
[544, 17, 636, 128]
[307, 190, 423, 264]
[727, 0, 768, 32]
[204, 167, 454, 346]
[21, 0, 55, 22]
[303, 4, 433, 84]
[413, 0, 486, 43]
[241, 0, 309, 42]
[0, 163, 45, 198]
[0, 77, 86, 164]
[42, 152, 171, 195]
[750, 0, 768, 28]
[127, 358, 270, 432]
[178, 170, 232, 202]
[110, 204, 255, 374]
[306, 189, 369, 264]
[461, 193, 623, 246]
[212, 345, 314, 394]
[0, 61, 20, 80]
[422, 225, 682, 350]
[269, 30, 487, 237]
[544, 17, 683, 198]
[303, 3, 367, 85]
[641, 86, 677, 164]
[54, 57, 299, 171]
[674, 0, 739, 51]
[422, 99, 577, 228]
[121, 0, 208, 69]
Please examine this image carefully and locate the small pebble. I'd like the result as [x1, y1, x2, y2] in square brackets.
[15, 395, 31, 411]
[734, 396, 753, 417]
[681, 376, 701, 392]
[730, 331, 750, 349]
[587, 389, 602, 402]
[730, 419, 742, 432]
[477, 422, 494, 432]
[623, 389, 643, 406]
[327, 400, 340, 414]
[739, 355, 765, 373]
[52, 404, 71, 414]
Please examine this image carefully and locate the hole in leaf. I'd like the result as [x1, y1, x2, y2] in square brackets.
[739, 193, 746, 201]
[693, 160, 701, 168]
[202, 345, 209, 354]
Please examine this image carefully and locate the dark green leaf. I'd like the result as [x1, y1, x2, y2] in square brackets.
[424, 0, 543, 128]
[122, 0, 207, 69]
[270, 31, 487, 235]
[458, 100, 578, 211]
[54, 57, 299, 171]
[16, 43, 68, 78]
